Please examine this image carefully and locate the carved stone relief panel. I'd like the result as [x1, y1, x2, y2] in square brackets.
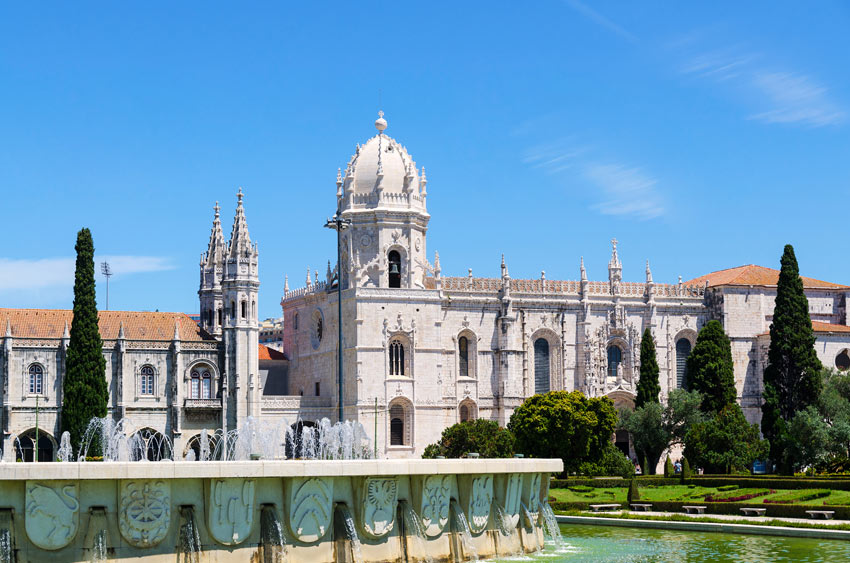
[494, 473, 522, 529]
[358, 477, 398, 538]
[206, 478, 255, 545]
[416, 475, 451, 537]
[522, 473, 542, 520]
[288, 477, 334, 543]
[118, 480, 171, 547]
[25, 481, 79, 550]
[458, 474, 493, 535]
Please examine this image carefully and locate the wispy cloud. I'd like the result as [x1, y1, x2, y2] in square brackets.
[563, 0, 637, 43]
[583, 164, 664, 220]
[0, 255, 174, 291]
[678, 42, 844, 127]
[749, 72, 845, 126]
[524, 141, 665, 220]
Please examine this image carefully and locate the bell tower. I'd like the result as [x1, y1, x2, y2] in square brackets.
[221, 188, 260, 430]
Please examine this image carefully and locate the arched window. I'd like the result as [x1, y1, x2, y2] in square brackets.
[140, 365, 155, 395]
[390, 404, 406, 445]
[230, 301, 236, 320]
[607, 346, 622, 379]
[534, 338, 550, 394]
[241, 301, 247, 319]
[15, 431, 54, 462]
[836, 350, 850, 371]
[459, 336, 469, 378]
[389, 340, 405, 376]
[460, 404, 469, 422]
[217, 308, 223, 326]
[132, 428, 171, 461]
[388, 250, 401, 288]
[28, 364, 43, 395]
[190, 368, 212, 399]
[676, 338, 692, 388]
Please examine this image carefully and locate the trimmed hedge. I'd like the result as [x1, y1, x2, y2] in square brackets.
[552, 475, 850, 491]
[704, 489, 775, 502]
[764, 489, 832, 504]
[550, 500, 850, 519]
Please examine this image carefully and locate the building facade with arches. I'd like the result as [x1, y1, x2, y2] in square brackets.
[281, 114, 850, 458]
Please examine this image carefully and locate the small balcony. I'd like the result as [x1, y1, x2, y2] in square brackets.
[183, 398, 222, 409]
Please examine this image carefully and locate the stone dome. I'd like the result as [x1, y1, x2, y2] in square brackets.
[339, 115, 427, 212]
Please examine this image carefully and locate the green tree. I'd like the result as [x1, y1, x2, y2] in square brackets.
[577, 443, 635, 479]
[421, 419, 514, 459]
[684, 404, 769, 474]
[627, 479, 640, 503]
[762, 245, 824, 468]
[508, 391, 618, 474]
[619, 389, 705, 476]
[635, 328, 660, 409]
[664, 455, 674, 477]
[61, 228, 108, 452]
[686, 320, 737, 413]
[682, 457, 692, 480]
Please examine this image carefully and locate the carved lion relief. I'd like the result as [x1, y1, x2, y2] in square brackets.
[25, 481, 79, 550]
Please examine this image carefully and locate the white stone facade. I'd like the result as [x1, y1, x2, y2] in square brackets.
[282, 114, 850, 458]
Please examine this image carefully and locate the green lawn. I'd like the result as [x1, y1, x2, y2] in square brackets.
[551, 485, 850, 506]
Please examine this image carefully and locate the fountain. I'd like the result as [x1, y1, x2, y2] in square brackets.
[493, 504, 522, 558]
[0, 509, 13, 563]
[83, 507, 109, 563]
[335, 503, 364, 563]
[260, 504, 287, 563]
[399, 500, 433, 563]
[57, 431, 74, 462]
[0, 416, 560, 562]
[449, 499, 477, 562]
[178, 506, 202, 563]
[540, 503, 564, 550]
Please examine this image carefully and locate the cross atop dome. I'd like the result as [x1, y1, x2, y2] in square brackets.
[375, 110, 387, 132]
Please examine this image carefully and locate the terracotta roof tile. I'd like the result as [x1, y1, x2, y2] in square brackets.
[687, 265, 848, 290]
[812, 321, 850, 334]
[258, 343, 287, 361]
[0, 308, 214, 341]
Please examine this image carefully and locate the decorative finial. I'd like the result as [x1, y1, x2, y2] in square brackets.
[237, 187, 244, 205]
[214, 201, 220, 218]
[336, 168, 343, 185]
[284, 274, 289, 294]
[580, 256, 587, 281]
[117, 322, 125, 340]
[375, 110, 387, 132]
[434, 251, 441, 275]
[63, 320, 70, 340]
[173, 321, 181, 341]
[314, 270, 319, 285]
[6, 318, 12, 337]
[541, 270, 546, 281]
[306, 267, 312, 287]
[646, 260, 653, 283]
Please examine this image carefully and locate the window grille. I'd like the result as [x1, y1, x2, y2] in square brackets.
[676, 338, 692, 388]
[534, 338, 550, 394]
[389, 340, 405, 376]
[28, 365, 43, 395]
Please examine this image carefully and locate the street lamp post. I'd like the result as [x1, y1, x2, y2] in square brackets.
[324, 210, 351, 423]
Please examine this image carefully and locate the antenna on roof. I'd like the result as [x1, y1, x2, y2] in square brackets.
[100, 261, 112, 310]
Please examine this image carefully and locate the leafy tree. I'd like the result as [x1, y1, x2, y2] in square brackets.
[684, 404, 769, 474]
[664, 455, 674, 477]
[627, 479, 640, 503]
[784, 406, 829, 471]
[686, 320, 737, 413]
[421, 419, 514, 459]
[762, 245, 824, 468]
[509, 391, 618, 474]
[635, 328, 660, 409]
[682, 457, 692, 480]
[61, 228, 108, 452]
[578, 443, 634, 479]
[619, 389, 705, 476]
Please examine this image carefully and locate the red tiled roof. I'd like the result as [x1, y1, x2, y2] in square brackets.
[0, 308, 214, 341]
[812, 321, 850, 334]
[258, 343, 286, 361]
[687, 265, 848, 290]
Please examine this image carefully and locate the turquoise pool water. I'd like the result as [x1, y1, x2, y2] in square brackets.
[493, 524, 850, 562]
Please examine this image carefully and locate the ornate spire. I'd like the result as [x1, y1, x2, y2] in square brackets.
[205, 201, 225, 265]
[306, 267, 312, 287]
[646, 260, 653, 284]
[62, 320, 70, 340]
[434, 251, 441, 278]
[580, 256, 587, 281]
[5, 318, 12, 337]
[608, 237, 622, 292]
[173, 321, 181, 341]
[117, 321, 125, 340]
[609, 238, 621, 269]
[375, 111, 386, 177]
[228, 188, 254, 259]
[501, 254, 509, 279]
[284, 274, 289, 294]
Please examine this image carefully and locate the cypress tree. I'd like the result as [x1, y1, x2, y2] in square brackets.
[762, 245, 823, 465]
[627, 479, 640, 503]
[682, 457, 692, 480]
[664, 455, 674, 478]
[686, 320, 737, 413]
[635, 328, 661, 409]
[61, 228, 108, 452]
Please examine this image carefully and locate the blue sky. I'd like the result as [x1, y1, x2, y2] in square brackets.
[2, 2, 849, 319]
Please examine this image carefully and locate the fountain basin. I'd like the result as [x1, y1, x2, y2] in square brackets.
[0, 458, 561, 562]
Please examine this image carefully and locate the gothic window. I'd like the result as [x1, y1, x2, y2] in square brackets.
[388, 401, 411, 446]
[140, 365, 155, 396]
[190, 368, 213, 399]
[459, 336, 469, 378]
[459, 400, 476, 422]
[15, 430, 53, 462]
[388, 250, 401, 288]
[132, 428, 170, 461]
[460, 404, 469, 422]
[534, 338, 550, 394]
[217, 308, 222, 326]
[389, 339, 406, 376]
[241, 301, 247, 319]
[315, 381, 321, 396]
[28, 364, 43, 395]
[607, 345, 622, 379]
[676, 338, 693, 388]
[230, 301, 236, 320]
[837, 350, 850, 371]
